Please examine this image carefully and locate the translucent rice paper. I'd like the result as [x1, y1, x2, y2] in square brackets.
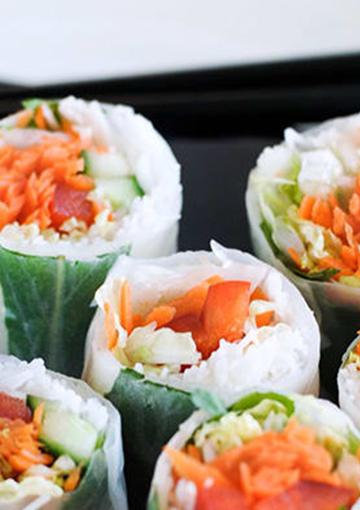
[83, 242, 320, 508]
[246, 115, 360, 392]
[149, 390, 360, 510]
[0, 97, 182, 376]
[0, 355, 127, 510]
[338, 335, 360, 430]
[84, 241, 320, 399]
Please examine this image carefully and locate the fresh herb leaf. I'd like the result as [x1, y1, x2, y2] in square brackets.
[191, 389, 226, 417]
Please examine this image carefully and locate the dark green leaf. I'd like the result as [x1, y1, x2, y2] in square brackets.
[291, 267, 339, 282]
[260, 220, 281, 256]
[107, 368, 195, 510]
[0, 245, 127, 377]
[230, 391, 295, 417]
[191, 389, 226, 417]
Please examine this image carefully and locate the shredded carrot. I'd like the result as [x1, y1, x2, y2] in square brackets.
[169, 419, 343, 506]
[255, 311, 274, 328]
[0, 134, 103, 233]
[104, 302, 118, 350]
[64, 465, 82, 492]
[0, 412, 53, 475]
[287, 247, 302, 268]
[298, 195, 316, 220]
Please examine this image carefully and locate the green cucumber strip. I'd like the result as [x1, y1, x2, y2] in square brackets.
[107, 368, 195, 510]
[40, 408, 98, 464]
[83, 150, 130, 179]
[0, 245, 127, 377]
[95, 176, 144, 210]
[191, 389, 226, 417]
[230, 391, 295, 417]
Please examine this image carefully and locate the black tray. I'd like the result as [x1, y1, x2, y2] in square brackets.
[2, 53, 360, 508]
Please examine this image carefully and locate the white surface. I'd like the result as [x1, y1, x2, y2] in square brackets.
[2, 0, 360, 85]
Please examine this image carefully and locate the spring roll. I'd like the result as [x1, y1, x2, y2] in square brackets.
[83, 241, 320, 506]
[246, 114, 360, 390]
[0, 355, 126, 509]
[338, 333, 360, 430]
[149, 390, 360, 510]
[0, 97, 181, 376]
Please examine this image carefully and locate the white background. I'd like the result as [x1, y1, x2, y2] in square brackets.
[2, 0, 360, 85]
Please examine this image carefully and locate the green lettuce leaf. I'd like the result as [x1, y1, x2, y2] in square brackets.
[230, 391, 295, 417]
[0, 246, 127, 377]
[107, 368, 195, 510]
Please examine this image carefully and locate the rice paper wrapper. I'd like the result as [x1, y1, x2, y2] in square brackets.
[338, 335, 360, 430]
[0, 97, 182, 377]
[148, 390, 360, 510]
[245, 119, 360, 394]
[83, 242, 320, 508]
[0, 355, 127, 510]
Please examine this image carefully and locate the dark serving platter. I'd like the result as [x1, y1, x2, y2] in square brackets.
[2, 52, 360, 508]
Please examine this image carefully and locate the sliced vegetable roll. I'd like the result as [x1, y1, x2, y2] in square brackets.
[149, 390, 360, 510]
[0, 97, 181, 376]
[83, 241, 320, 507]
[0, 354, 126, 509]
[338, 332, 360, 430]
[246, 115, 360, 390]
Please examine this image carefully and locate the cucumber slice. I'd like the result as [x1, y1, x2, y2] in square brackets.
[83, 150, 130, 178]
[96, 176, 144, 210]
[27, 396, 99, 464]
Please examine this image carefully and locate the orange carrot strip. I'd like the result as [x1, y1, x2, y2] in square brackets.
[287, 248, 302, 268]
[34, 106, 47, 129]
[165, 446, 231, 488]
[333, 207, 346, 237]
[65, 174, 94, 192]
[16, 110, 33, 128]
[120, 281, 133, 334]
[340, 246, 358, 271]
[255, 310, 274, 328]
[328, 192, 339, 209]
[33, 402, 45, 430]
[64, 465, 82, 492]
[104, 303, 118, 350]
[298, 195, 316, 220]
[349, 192, 360, 219]
[311, 198, 332, 229]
